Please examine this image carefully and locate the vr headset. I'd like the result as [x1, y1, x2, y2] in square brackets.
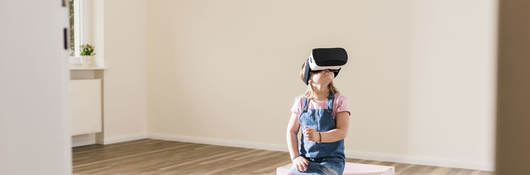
[304, 48, 348, 85]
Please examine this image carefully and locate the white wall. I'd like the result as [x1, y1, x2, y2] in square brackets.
[0, 0, 71, 174]
[145, 0, 496, 171]
[102, 0, 148, 143]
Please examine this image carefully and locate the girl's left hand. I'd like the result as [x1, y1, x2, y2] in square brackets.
[303, 126, 320, 143]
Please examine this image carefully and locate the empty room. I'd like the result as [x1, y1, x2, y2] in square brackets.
[2, 0, 530, 175]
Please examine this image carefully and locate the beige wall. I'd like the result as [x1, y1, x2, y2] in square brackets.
[145, 0, 497, 170]
[406, 0, 497, 170]
[102, 0, 148, 143]
[145, 0, 496, 170]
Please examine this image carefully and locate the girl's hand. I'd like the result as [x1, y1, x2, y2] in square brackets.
[303, 126, 320, 142]
[293, 156, 309, 172]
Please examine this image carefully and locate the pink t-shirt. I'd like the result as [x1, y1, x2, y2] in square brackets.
[290, 93, 351, 118]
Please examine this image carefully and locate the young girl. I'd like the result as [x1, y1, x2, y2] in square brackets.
[286, 61, 351, 175]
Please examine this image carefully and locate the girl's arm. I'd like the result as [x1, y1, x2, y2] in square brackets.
[286, 113, 301, 160]
[319, 111, 350, 143]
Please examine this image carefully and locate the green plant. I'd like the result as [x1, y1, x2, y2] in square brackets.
[80, 44, 96, 56]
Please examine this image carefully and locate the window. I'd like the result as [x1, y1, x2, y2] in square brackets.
[68, 0, 101, 67]
[68, 0, 83, 57]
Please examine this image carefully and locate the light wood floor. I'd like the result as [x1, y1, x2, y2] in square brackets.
[73, 139, 494, 175]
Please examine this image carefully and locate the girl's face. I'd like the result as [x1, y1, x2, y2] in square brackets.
[310, 69, 334, 85]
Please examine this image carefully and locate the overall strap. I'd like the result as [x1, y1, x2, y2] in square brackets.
[327, 92, 335, 112]
[302, 97, 309, 112]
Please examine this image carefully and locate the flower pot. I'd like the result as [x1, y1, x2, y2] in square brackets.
[81, 56, 94, 67]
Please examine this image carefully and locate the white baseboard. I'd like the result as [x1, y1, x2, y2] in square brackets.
[148, 133, 493, 171]
[149, 133, 287, 152]
[72, 133, 148, 147]
[72, 134, 97, 147]
[103, 134, 148, 145]
[344, 151, 494, 172]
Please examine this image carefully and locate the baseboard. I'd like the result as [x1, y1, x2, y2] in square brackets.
[344, 151, 494, 172]
[72, 134, 96, 147]
[148, 133, 493, 171]
[149, 133, 287, 152]
[103, 134, 148, 145]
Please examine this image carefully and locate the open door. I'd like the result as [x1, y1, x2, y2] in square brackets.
[0, 0, 72, 174]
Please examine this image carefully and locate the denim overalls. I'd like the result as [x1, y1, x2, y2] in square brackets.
[289, 93, 346, 175]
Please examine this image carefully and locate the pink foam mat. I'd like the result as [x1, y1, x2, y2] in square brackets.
[276, 162, 395, 175]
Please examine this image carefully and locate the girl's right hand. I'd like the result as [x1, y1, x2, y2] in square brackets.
[293, 156, 309, 172]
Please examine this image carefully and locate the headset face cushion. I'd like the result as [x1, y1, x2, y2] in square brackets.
[309, 48, 348, 70]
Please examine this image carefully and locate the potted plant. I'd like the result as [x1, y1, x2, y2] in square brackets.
[80, 44, 96, 67]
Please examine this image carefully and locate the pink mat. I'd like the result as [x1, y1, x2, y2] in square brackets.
[276, 162, 395, 175]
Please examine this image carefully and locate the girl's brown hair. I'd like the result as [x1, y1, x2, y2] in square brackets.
[300, 62, 339, 99]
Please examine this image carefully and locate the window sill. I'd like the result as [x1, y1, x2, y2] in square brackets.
[69, 66, 107, 71]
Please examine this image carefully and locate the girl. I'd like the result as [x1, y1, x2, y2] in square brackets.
[286, 61, 351, 175]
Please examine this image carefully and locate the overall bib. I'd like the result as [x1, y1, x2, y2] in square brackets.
[289, 93, 346, 175]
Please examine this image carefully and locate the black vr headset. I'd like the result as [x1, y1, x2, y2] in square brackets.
[304, 48, 348, 85]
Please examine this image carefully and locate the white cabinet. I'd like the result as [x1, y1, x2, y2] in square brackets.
[70, 79, 102, 136]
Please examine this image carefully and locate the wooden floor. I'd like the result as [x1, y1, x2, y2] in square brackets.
[73, 139, 494, 175]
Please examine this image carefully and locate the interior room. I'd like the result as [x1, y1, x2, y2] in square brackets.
[2, 0, 530, 174]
